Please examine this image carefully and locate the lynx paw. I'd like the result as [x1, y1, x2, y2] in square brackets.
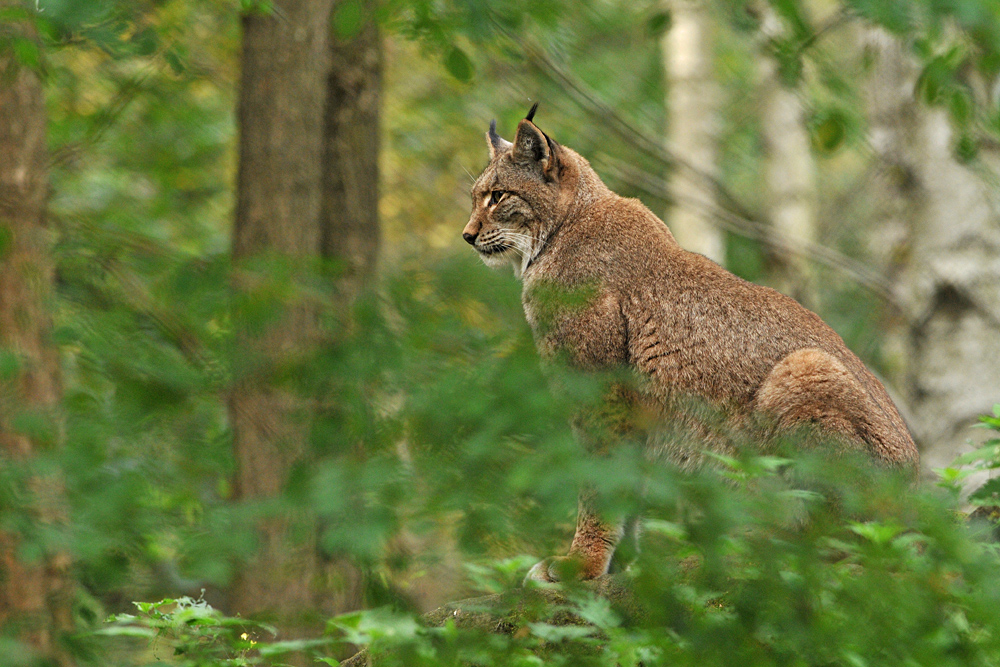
[524, 556, 584, 584]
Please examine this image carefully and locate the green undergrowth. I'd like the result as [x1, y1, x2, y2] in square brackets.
[102, 410, 1000, 667]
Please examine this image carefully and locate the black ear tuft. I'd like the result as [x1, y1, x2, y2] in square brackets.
[525, 102, 539, 123]
[487, 118, 512, 157]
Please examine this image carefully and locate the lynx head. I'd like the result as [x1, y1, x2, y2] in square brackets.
[463, 104, 577, 276]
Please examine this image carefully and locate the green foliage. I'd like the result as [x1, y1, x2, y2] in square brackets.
[75, 246, 1000, 665]
[940, 404, 1000, 506]
[710, 0, 1000, 158]
[443, 45, 473, 82]
[333, 0, 364, 39]
[99, 595, 336, 666]
[5, 0, 1000, 665]
[103, 442, 1000, 667]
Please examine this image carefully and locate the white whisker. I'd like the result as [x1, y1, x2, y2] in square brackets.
[460, 164, 476, 184]
[501, 230, 547, 259]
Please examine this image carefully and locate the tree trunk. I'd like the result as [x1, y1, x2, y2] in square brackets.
[313, 10, 384, 618]
[229, 0, 384, 641]
[229, 0, 336, 633]
[758, 9, 818, 307]
[322, 18, 381, 304]
[865, 30, 1000, 480]
[0, 7, 74, 664]
[662, 0, 725, 264]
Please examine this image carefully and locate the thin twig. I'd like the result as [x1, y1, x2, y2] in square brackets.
[598, 156, 902, 308]
[489, 15, 921, 313]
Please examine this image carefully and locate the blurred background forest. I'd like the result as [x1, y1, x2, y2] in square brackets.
[2, 0, 1000, 664]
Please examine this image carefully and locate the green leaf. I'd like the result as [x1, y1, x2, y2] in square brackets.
[444, 45, 473, 82]
[163, 48, 185, 74]
[40, 0, 111, 31]
[333, 0, 363, 39]
[131, 27, 158, 57]
[811, 110, 849, 153]
[970, 477, 1000, 504]
[952, 443, 1000, 466]
[528, 622, 596, 642]
[848, 520, 905, 545]
[12, 37, 41, 71]
[258, 638, 333, 655]
[0, 350, 20, 380]
[949, 89, 973, 126]
[769, 39, 803, 86]
[917, 55, 957, 105]
[954, 133, 978, 162]
[976, 411, 1000, 428]
[95, 625, 158, 638]
[849, 0, 913, 34]
[11, 410, 56, 446]
[567, 593, 622, 630]
[0, 6, 33, 23]
[0, 224, 11, 260]
[770, 0, 810, 40]
[328, 608, 421, 645]
[240, 0, 273, 15]
[842, 650, 868, 667]
[647, 11, 671, 36]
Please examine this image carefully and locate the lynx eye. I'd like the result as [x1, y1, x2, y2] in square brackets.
[489, 190, 505, 206]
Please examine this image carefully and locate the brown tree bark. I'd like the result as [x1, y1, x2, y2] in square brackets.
[314, 11, 384, 617]
[322, 18, 382, 303]
[0, 6, 74, 664]
[228, 0, 383, 643]
[229, 0, 336, 633]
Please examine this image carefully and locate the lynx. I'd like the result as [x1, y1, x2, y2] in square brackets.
[462, 104, 918, 583]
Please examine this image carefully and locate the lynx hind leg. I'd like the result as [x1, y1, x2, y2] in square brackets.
[755, 348, 872, 455]
[525, 494, 625, 584]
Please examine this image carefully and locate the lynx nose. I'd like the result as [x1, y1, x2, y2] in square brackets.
[462, 231, 477, 245]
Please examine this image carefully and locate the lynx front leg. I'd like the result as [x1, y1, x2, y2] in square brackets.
[525, 493, 625, 583]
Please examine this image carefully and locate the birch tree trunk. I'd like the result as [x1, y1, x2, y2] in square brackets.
[663, 0, 725, 264]
[865, 31, 1000, 479]
[758, 10, 818, 307]
[0, 6, 74, 663]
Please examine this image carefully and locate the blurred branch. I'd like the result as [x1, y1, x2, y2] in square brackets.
[598, 156, 901, 307]
[793, 8, 852, 55]
[47, 35, 231, 170]
[57, 215, 215, 372]
[48, 63, 158, 169]
[491, 19, 904, 312]
[513, 29, 754, 223]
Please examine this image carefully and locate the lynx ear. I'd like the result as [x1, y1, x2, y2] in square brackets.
[487, 119, 512, 159]
[513, 117, 559, 181]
